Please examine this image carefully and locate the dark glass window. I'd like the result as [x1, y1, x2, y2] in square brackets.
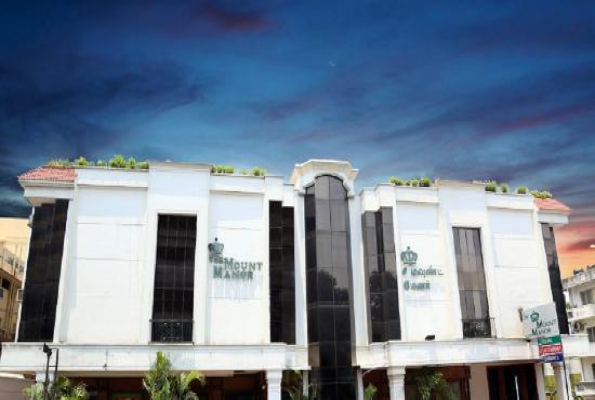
[453, 228, 493, 339]
[305, 175, 356, 400]
[151, 215, 196, 342]
[541, 224, 569, 334]
[362, 208, 400, 342]
[18, 200, 69, 342]
[269, 201, 296, 344]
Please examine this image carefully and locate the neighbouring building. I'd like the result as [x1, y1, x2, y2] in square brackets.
[0, 217, 29, 341]
[0, 159, 585, 400]
[563, 265, 595, 399]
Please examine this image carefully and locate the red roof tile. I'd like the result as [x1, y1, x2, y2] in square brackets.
[18, 166, 76, 183]
[535, 197, 571, 213]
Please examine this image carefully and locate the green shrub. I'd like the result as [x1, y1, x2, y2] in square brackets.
[211, 164, 235, 174]
[239, 168, 249, 175]
[75, 156, 88, 166]
[389, 177, 405, 186]
[96, 160, 107, 167]
[409, 179, 420, 187]
[485, 180, 497, 192]
[420, 176, 432, 187]
[137, 161, 149, 169]
[47, 159, 71, 167]
[250, 166, 266, 177]
[531, 190, 553, 199]
[109, 154, 127, 168]
[500, 183, 509, 193]
[517, 186, 528, 194]
[127, 157, 136, 169]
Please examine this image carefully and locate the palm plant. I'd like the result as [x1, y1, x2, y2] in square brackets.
[23, 377, 89, 400]
[143, 352, 173, 400]
[51, 377, 89, 400]
[23, 382, 43, 400]
[143, 352, 204, 400]
[283, 371, 317, 400]
[170, 370, 205, 400]
[413, 368, 455, 400]
[364, 383, 377, 400]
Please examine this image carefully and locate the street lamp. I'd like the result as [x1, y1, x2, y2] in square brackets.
[42, 343, 52, 400]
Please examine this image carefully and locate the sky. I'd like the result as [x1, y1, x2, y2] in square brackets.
[0, 1, 594, 276]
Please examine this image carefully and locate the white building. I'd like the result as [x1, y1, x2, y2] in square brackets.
[0, 159, 582, 400]
[564, 266, 595, 399]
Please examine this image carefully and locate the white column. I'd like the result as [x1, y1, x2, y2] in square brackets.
[553, 363, 569, 400]
[267, 370, 283, 400]
[388, 367, 406, 400]
[534, 363, 547, 400]
[356, 369, 364, 400]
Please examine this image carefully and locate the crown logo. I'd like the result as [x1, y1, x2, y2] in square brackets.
[208, 238, 224, 262]
[400, 246, 418, 266]
[530, 311, 540, 323]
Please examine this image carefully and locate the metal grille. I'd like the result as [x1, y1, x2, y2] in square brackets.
[462, 318, 495, 338]
[151, 319, 193, 342]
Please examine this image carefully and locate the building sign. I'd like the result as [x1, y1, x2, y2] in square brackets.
[538, 335, 564, 363]
[208, 238, 263, 280]
[400, 246, 445, 291]
[522, 303, 560, 339]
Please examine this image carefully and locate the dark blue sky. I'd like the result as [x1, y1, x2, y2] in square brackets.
[1, 1, 594, 272]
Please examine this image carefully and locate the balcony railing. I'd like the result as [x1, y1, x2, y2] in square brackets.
[150, 319, 193, 343]
[569, 304, 595, 321]
[576, 381, 595, 395]
[462, 318, 495, 339]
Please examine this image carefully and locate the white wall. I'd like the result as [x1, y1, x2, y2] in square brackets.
[207, 192, 268, 344]
[62, 184, 147, 344]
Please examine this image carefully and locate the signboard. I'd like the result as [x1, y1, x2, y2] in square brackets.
[538, 335, 564, 363]
[522, 303, 559, 339]
[208, 238, 263, 281]
[400, 246, 445, 292]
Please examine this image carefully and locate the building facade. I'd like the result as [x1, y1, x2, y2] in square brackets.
[564, 266, 595, 399]
[0, 218, 29, 341]
[0, 159, 582, 400]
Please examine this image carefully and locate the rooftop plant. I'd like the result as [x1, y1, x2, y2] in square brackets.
[517, 186, 528, 194]
[531, 190, 553, 199]
[211, 164, 235, 174]
[500, 183, 509, 193]
[389, 176, 433, 187]
[389, 177, 405, 186]
[46, 155, 150, 170]
[485, 180, 497, 192]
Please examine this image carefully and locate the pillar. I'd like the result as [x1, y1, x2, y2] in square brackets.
[356, 369, 364, 400]
[267, 370, 283, 400]
[387, 367, 406, 400]
[553, 363, 569, 400]
[534, 363, 546, 400]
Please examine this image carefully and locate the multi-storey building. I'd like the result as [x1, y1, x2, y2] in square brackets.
[564, 266, 595, 399]
[0, 159, 583, 400]
[0, 217, 29, 341]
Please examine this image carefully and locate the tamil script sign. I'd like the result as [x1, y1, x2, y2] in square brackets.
[522, 302, 559, 339]
[538, 335, 564, 363]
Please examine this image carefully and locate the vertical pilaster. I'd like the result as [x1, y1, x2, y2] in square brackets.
[534, 363, 547, 400]
[553, 363, 569, 400]
[387, 367, 406, 400]
[267, 370, 283, 400]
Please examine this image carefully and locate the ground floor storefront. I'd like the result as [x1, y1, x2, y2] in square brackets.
[362, 363, 546, 400]
[68, 374, 267, 400]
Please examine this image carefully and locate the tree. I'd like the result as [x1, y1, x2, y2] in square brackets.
[143, 352, 204, 400]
